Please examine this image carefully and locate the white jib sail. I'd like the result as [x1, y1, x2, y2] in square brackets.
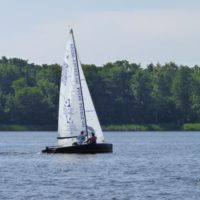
[78, 59, 105, 143]
[58, 29, 86, 146]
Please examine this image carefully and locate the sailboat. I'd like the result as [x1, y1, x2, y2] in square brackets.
[42, 28, 112, 153]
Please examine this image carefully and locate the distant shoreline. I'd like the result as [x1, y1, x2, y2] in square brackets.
[0, 123, 200, 131]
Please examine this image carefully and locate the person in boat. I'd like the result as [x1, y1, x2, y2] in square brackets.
[87, 132, 97, 144]
[76, 131, 86, 145]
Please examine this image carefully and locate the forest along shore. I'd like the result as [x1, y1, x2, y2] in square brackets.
[1, 57, 200, 130]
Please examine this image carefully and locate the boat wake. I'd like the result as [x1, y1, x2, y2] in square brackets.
[0, 152, 35, 156]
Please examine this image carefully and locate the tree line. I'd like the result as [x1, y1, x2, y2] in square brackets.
[0, 57, 200, 127]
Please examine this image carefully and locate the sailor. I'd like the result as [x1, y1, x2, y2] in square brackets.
[87, 133, 97, 144]
[76, 131, 86, 145]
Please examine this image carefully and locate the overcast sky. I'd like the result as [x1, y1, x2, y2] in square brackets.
[1, 0, 200, 67]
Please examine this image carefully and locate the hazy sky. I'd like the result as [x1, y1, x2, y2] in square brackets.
[1, 0, 200, 67]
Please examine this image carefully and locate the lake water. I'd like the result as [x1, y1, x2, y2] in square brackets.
[1, 131, 200, 200]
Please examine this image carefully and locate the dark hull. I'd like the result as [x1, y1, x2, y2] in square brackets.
[42, 143, 113, 154]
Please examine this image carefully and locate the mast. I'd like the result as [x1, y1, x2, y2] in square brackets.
[70, 28, 89, 139]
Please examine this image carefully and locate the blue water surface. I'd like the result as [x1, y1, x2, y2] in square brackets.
[0, 131, 200, 200]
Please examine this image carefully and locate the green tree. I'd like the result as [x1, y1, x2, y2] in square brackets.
[14, 87, 46, 124]
[172, 66, 193, 123]
[151, 63, 178, 123]
[190, 66, 200, 121]
[131, 69, 153, 123]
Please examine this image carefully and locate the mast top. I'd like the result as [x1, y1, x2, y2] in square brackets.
[68, 26, 73, 34]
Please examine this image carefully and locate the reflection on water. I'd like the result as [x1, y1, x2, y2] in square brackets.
[0, 131, 200, 200]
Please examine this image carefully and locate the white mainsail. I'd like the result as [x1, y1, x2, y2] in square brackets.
[58, 29, 86, 146]
[58, 28, 104, 146]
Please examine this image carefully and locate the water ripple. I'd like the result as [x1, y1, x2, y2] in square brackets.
[1, 131, 200, 200]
